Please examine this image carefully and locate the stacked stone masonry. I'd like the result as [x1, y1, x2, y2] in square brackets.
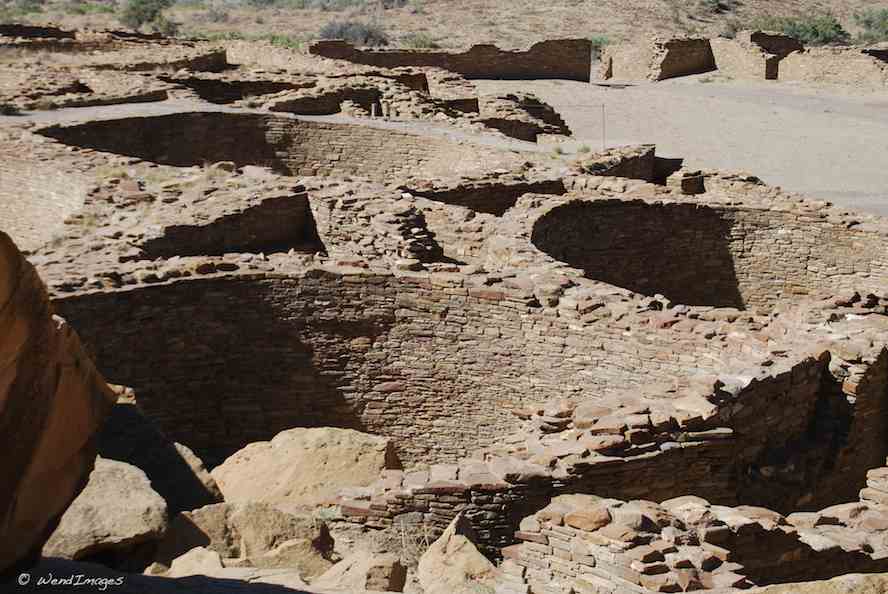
[309, 39, 594, 82]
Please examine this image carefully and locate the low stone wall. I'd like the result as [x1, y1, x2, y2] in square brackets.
[309, 39, 594, 82]
[0, 23, 75, 39]
[327, 332, 888, 555]
[600, 37, 716, 81]
[780, 47, 888, 87]
[710, 38, 780, 81]
[503, 492, 888, 593]
[572, 145, 656, 181]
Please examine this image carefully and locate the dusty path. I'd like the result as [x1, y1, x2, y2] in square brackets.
[477, 78, 888, 215]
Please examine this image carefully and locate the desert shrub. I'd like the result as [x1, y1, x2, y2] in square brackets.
[272, 0, 393, 9]
[0, 102, 21, 116]
[319, 19, 388, 46]
[701, 0, 738, 14]
[267, 33, 302, 48]
[153, 14, 179, 36]
[15, 0, 45, 13]
[0, 0, 45, 17]
[855, 8, 888, 43]
[120, 0, 175, 31]
[588, 34, 609, 57]
[203, 4, 229, 22]
[743, 13, 850, 45]
[401, 31, 438, 48]
[368, 514, 435, 568]
[720, 18, 741, 38]
[194, 30, 246, 41]
[67, 1, 116, 15]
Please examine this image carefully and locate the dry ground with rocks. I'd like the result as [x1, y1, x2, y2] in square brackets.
[3, 21, 888, 594]
[16, 0, 888, 49]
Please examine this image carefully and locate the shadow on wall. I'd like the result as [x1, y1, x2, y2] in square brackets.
[406, 179, 566, 216]
[737, 350, 888, 515]
[158, 77, 311, 105]
[54, 278, 392, 467]
[36, 111, 504, 180]
[136, 194, 327, 259]
[98, 403, 221, 514]
[531, 200, 745, 309]
[37, 113, 287, 171]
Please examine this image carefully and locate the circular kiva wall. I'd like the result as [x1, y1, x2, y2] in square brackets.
[530, 199, 888, 310]
[37, 112, 514, 180]
[53, 269, 730, 467]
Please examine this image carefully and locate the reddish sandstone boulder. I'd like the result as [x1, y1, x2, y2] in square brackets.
[0, 231, 116, 572]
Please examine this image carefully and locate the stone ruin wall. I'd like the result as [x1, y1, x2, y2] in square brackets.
[780, 47, 888, 87]
[325, 343, 888, 555]
[600, 38, 716, 81]
[530, 199, 888, 311]
[505, 490, 888, 594]
[39, 112, 519, 181]
[603, 32, 888, 85]
[52, 267, 734, 468]
[309, 39, 594, 82]
[0, 23, 75, 39]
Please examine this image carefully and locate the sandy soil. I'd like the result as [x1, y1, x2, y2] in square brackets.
[477, 76, 888, 215]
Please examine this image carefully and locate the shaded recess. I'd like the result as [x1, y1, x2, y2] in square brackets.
[407, 179, 566, 216]
[159, 76, 309, 104]
[56, 277, 384, 467]
[733, 350, 888, 514]
[99, 403, 221, 514]
[531, 200, 745, 308]
[138, 194, 325, 258]
[37, 112, 501, 180]
[266, 87, 383, 116]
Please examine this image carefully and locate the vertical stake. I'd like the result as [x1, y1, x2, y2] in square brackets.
[601, 104, 606, 151]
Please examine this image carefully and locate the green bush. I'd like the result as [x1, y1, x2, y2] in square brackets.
[855, 8, 888, 43]
[267, 33, 302, 48]
[588, 34, 609, 57]
[1, 0, 46, 16]
[744, 13, 850, 45]
[67, 1, 116, 15]
[400, 31, 438, 48]
[120, 0, 178, 35]
[204, 4, 229, 22]
[0, 103, 21, 116]
[319, 19, 388, 46]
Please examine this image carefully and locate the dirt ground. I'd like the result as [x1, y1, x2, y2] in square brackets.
[477, 76, 888, 216]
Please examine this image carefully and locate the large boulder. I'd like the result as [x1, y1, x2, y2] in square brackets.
[166, 546, 224, 578]
[153, 501, 334, 580]
[312, 550, 407, 592]
[0, 231, 116, 572]
[98, 400, 223, 514]
[43, 457, 169, 561]
[417, 514, 498, 594]
[211, 427, 400, 509]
